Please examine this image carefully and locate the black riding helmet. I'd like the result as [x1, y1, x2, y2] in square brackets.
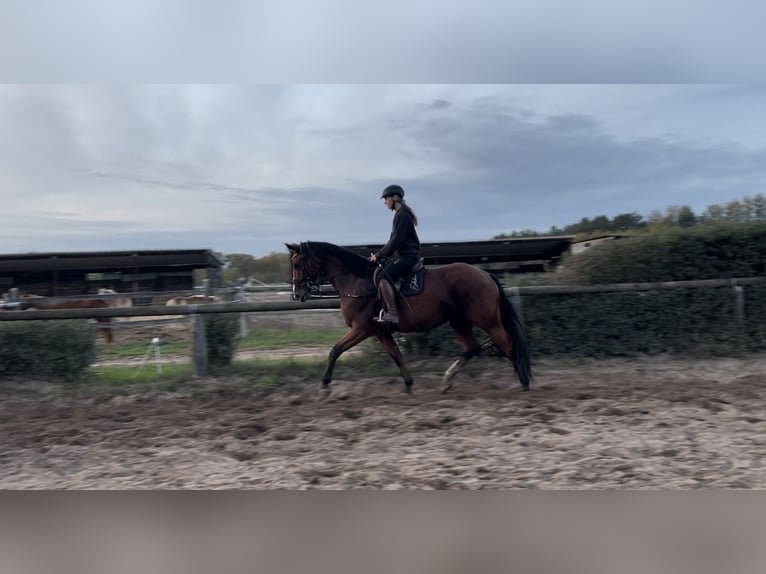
[380, 184, 405, 199]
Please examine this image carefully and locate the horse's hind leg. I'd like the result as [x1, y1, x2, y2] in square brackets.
[374, 329, 414, 393]
[441, 318, 482, 393]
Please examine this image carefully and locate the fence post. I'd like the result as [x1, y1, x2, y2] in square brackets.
[191, 311, 208, 378]
[732, 279, 745, 323]
[237, 287, 249, 337]
[731, 279, 746, 349]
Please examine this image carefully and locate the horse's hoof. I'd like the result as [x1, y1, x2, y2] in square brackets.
[403, 385, 412, 394]
[441, 383, 453, 394]
[318, 384, 332, 399]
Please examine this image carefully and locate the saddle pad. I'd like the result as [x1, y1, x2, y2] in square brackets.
[397, 268, 426, 296]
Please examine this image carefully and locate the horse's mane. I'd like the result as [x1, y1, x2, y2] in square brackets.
[302, 241, 375, 278]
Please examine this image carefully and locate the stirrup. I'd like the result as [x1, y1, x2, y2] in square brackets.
[375, 310, 399, 324]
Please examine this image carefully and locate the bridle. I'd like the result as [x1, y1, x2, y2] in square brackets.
[290, 253, 322, 291]
[290, 250, 360, 299]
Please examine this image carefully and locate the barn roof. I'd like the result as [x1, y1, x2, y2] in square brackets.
[342, 236, 574, 264]
[0, 249, 225, 273]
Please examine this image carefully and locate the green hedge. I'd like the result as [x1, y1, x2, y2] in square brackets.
[205, 313, 241, 368]
[521, 285, 766, 357]
[568, 223, 766, 283]
[0, 320, 97, 380]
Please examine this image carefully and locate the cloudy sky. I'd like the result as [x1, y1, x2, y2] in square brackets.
[2, 83, 766, 257]
[2, 1, 766, 257]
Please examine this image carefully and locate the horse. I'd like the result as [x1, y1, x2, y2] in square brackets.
[97, 288, 134, 309]
[20, 290, 133, 344]
[286, 241, 532, 394]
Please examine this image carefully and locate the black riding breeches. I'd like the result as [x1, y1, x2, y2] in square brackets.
[375, 255, 419, 286]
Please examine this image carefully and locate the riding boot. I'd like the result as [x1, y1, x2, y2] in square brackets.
[377, 280, 400, 325]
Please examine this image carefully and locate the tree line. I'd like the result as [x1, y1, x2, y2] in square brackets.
[494, 194, 766, 239]
[222, 252, 291, 285]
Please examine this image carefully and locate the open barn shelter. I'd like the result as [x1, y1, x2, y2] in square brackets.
[0, 249, 225, 297]
[342, 236, 575, 276]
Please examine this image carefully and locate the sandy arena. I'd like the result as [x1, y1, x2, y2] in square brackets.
[1, 352, 765, 489]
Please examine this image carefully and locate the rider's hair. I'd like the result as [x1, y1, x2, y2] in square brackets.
[396, 198, 418, 226]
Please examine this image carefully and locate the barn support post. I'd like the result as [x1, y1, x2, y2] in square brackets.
[191, 310, 209, 378]
[202, 278, 211, 301]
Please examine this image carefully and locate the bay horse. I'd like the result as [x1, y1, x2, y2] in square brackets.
[20, 289, 133, 344]
[286, 241, 532, 394]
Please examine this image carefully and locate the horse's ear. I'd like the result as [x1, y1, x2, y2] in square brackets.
[285, 243, 299, 254]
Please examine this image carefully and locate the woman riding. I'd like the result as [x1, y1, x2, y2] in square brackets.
[368, 184, 421, 325]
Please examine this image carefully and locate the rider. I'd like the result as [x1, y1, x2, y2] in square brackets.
[368, 184, 421, 325]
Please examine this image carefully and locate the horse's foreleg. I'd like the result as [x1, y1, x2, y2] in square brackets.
[322, 326, 371, 393]
[374, 330, 414, 393]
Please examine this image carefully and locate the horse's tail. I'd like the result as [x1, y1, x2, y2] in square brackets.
[491, 275, 533, 388]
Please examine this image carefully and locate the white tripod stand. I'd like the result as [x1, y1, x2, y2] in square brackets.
[135, 337, 163, 376]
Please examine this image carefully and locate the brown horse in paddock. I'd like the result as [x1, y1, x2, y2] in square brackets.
[286, 241, 532, 394]
[20, 290, 132, 344]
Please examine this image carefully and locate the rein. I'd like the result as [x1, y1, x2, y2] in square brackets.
[295, 267, 371, 299]
[327, 270, 374, 299]
[324, 270, 354, 283]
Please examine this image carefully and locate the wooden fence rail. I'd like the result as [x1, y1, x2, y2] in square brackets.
[0, 299, 340, 320]
[515, 276, 766, 295]
[2, 276, 765, 377]
[0, 287, 244, 304]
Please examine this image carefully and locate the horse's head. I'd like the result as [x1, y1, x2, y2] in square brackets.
[286, 242, 323, 302]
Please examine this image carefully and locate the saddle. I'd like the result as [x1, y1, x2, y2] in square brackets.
[374, 258, 426, 297]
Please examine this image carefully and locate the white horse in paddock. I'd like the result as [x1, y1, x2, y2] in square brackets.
[97, 288, 134, 309]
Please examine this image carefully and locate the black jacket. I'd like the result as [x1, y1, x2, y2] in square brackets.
[376, 208, 421, 259]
